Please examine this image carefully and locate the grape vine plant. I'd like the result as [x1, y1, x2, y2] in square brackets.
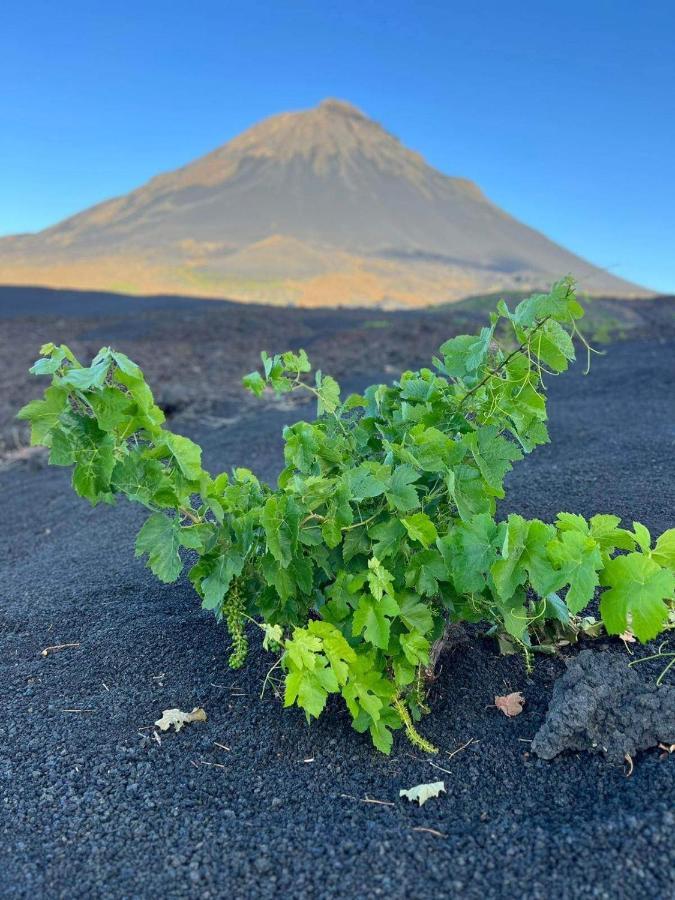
[19, 278, 674, 753]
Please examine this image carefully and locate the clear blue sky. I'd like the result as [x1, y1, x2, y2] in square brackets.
[2, 0, 673, 292]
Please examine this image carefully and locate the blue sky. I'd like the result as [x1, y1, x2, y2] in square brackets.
[2, 0, 673, 292]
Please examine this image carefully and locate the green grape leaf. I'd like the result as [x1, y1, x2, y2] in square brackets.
[399, 631, 430, 666]
[547, 530, 602, 613]
[281, 349, 311, 374]
[588, 514, 636, 554]
[341, 653, 395, 724]
[347, 463, 388, 500]
[405, 549, 447, 596]
[369, 720, 394, 755]
[111, 454, 171, 507]
[446, 464, 493, 521]
[110, 350, 142, 380]
[491, 515, 529, 600]
[17, 384, 69, 446]
[164, 432, 202, 481]
[320, 517, 342, 549]
[199, 553, 245, 610]
[368, 518, 406, 559]
[438, 513, 505, 594]
[652, 529, 675, 570]
[386, 464, 421, 512]
[135, 513, 183, 583]
[352, 594, 400, 649]
[342, 526, 370, 563]
[438, 326, 493, 377]
[30, 347, 68, 375]
[401, 511, 438, 548]
[306, 620, 356, 685]
[284, 668, 331, 719]
[283, 422, 318, 472]
[59, 356, 110, 391]
[367, 556, 395, 600]
[600, 553, 674, 642]
[465, 425, 523, 496]
[315, 371, 341, 415]
[243, 371, 266, 397]
[632, 521, 652, 553]
[530, 319, 576, 372]
[521, 519, 561, 597]
[54, 414, 116, 504]
[284, 627, 323, 669]
[497, 587, 530, 641]
[261, 495, 298, 568]
[397, 592, 435, 634]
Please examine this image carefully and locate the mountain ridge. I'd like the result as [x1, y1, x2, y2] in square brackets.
[0, 99, 649, 306]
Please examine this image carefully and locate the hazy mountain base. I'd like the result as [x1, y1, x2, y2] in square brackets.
[0, 242, 602, 308]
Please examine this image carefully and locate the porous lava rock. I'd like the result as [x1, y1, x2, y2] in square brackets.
[532, 649, 675, 764]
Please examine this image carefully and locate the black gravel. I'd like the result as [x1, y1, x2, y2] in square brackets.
[1, 292, 674, 899]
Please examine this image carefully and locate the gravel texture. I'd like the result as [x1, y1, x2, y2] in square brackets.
[1, 287, 674, 899]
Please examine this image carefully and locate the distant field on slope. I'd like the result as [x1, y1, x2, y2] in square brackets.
[1, 284, 673, 461]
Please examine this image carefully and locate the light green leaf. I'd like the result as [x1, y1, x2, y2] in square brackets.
[401, 512, 437, 548]
[283, 422, 318, 472]
[600, 553, 674, 642]
[367, 556, 395, 601]
[347, 463, 388, 500]
[386, 464, 420, 512]
[632, 521, 652, 553]
[491, 515, 529, 600]
[17, 384, 69, 446]
[307, 620, 356, 685]
[243, 371, 266, 397]
[261, 495, 298, 568]
[446, 464, 493, 521]
[397, 592, 435, 634]
[369, 720, 394, 754]
[530, 319, 575, 372]
[368, 519, 406, 559]
[399, 631, 430, 666]
[438, 513, 504, 594]
[404, 549, 447, 596]
[652, 529, 675, 570]
[200, 553, 245, 610]
[352, 594, 399, 649]
[315, 371, 341, 415]
[59, 355, 111, 390]
[164, 432, 202, 481]
[547, 530, 602, 613]
[465, 425, 522, 496]
[135, 513, 183, 583]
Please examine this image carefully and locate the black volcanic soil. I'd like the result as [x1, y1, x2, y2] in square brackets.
[1, 285, 674, 899]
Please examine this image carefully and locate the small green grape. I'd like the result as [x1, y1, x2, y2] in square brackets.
[223, 581, 248, 668]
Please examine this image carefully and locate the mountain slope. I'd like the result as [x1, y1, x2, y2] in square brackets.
[0, 99, 648, 306]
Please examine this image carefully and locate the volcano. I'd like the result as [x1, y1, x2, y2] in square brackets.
[0, 99, 648, 306]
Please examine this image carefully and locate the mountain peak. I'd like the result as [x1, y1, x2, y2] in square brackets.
[0, 100, 648, 306]
[316, 98, 366, 117]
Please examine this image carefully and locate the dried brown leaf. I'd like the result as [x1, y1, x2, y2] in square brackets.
[494, 692, 525, 717]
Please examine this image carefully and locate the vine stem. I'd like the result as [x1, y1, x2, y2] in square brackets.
[458, 316, 550, 408]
